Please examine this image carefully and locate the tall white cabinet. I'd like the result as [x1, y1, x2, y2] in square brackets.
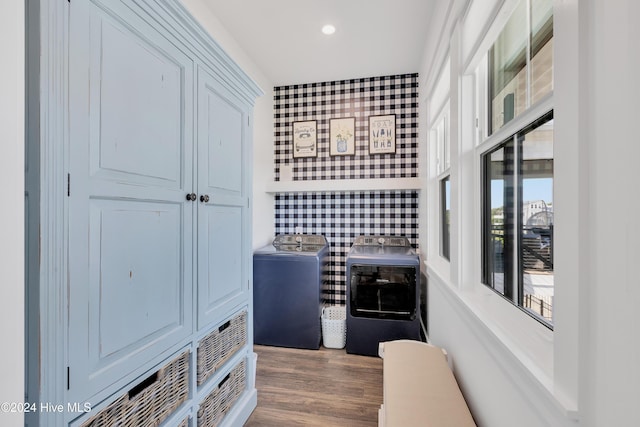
[26, 0, 262, 426]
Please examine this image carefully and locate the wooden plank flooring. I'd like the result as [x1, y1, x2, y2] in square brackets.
[244, 345, 383, 427]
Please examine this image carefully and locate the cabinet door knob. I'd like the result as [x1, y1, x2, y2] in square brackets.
[200, 194, 210, 203]
[186, 192, 196, 201]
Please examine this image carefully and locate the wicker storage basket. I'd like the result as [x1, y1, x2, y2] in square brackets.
[197, 358, 246, 427]
[321, 306, 346, 349]
[197, 310, 247, 386]
[80, 350, 190, 427]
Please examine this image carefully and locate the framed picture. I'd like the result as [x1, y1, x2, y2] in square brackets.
[329, 117, 356, 156]
[369, 114, 396, 154]
[292, 120, 318, 158]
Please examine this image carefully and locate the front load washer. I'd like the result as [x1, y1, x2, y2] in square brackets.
[253, 234, 329, 349]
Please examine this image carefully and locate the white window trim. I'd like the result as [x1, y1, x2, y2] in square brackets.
[427, 100, 452, 276]
[478, 92, 553, 156]
[434, 102, 451, 179]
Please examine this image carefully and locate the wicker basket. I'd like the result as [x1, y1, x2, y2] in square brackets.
[80, 351, 190, 427]
[177, 416, 190, 427]
[197, 311, 247, 386]
[197, 358, 246, 427]
[322, 306, 346, 349]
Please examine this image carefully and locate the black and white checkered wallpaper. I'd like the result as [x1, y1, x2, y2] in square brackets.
[273, 74, 420, 305]
[275, 190, 419, 304]
[274, 74, 419, 180]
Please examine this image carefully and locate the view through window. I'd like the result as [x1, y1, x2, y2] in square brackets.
[483, 113, 554, 326]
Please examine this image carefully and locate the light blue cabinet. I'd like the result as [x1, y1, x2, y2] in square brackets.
[29, 0, 262, 425]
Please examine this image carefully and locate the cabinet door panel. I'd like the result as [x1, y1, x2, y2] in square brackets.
[95, 20, 182, 185]
[90, 199, 183, 359]
[205, 89, 243, 194]
[68, 0, 194, 402]
[197, 67, 249, 328]
[199, 205, 244, 323]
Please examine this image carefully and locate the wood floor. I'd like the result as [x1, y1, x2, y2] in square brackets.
[244, 345, 383, 427]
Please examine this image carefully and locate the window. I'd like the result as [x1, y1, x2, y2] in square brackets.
[435, 112, 449, 175]
[440, 176, 451, 260]
[433, 109, 450, 261]
[482, 112, 554, 326]
[488, 0, 553, 135]
[480, 0, 554, 328]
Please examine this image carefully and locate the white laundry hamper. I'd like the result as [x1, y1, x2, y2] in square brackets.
[321, 306, 346, 349]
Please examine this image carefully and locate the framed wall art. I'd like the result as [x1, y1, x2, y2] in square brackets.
[369, 114, 396, 154]
[329, 117, 356, 156]
[292, 120, 318, 158]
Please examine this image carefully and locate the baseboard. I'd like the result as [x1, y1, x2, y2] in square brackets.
[219, 387, 258, 427]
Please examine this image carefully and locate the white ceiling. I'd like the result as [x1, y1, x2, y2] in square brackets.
[201, 0, 440, 86]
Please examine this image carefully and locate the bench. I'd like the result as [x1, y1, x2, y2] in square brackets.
[378, 340, 476, 427]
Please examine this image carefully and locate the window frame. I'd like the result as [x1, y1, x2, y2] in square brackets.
[487, 0, 554, 136]
[440, 175, 451, 261]
[432, 102, 451, 263]
[480, 109, 555, 329]
[435, 106, 450, 177]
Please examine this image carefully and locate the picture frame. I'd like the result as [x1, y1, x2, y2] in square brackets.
[329, 117, 356, 156]
[292, 120, 318, 158]
[368, 114, 396, 154]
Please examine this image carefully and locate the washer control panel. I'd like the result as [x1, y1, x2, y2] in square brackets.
[352, 235, 411, 247]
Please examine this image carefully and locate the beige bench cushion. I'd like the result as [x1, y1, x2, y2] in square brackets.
[380, 340, 476, 427]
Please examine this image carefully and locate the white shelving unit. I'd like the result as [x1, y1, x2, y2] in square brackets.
[266, 177, 422, 193]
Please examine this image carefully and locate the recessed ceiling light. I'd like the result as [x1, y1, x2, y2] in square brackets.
[321, 24, 336, 35]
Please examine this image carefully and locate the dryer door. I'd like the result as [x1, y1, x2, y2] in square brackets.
[349, 264, 417, 320]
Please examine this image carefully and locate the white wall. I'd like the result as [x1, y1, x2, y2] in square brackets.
[421, 0, 640, 426]
[181, 0, 275, 250]
[578, 0, 640, 424]
[0, 2, 25, 427]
